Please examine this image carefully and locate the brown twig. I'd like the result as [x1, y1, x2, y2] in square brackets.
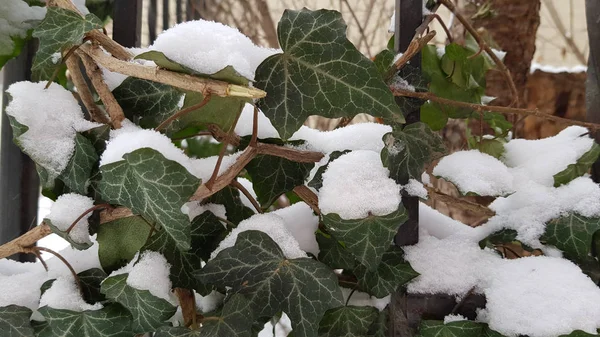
[77, 50, 125, 128]
[155, 95, 212, 131]
[424, 185, 495, 217]
[230, 180, 262, 213]
[33, 249, 49, 271]
[30, 246, 82, 294]
[293, 185, 320, 215]
[392, 89, 600, 131]
[250, 106, 259, 147]
[205, 107, 243, 190]
[175, 288, 198, 329]
[438, 0, 519, 106]
[66, 204, 112, 233]
[79, 43, 265, 99]
[430, 14, 453, 43]
[384, 31, 436, 81]
[65, 54, 111, 124]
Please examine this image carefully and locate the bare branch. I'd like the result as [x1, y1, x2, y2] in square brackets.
[65, 54, 110, 124]
[293, 185, 320, 215]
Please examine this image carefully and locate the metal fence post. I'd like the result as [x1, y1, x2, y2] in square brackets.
[113, 0, 143, 48]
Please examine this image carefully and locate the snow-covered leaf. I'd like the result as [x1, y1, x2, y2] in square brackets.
[417, 320, 485, 337]
[197, 294, 253, 337]
[197, 230, 344, 337]
[318, 306, 378, 337]
[98, 148, 200, 250]
[245, 155, 313, 208]
[100, 274, 176, 333]
[38, 304, 133, 337]
[308, 151, 350, 191]
[354, 246, 418, 298]
[97, 216, 152, 273]
[316, 231, 356, 270]
[543, 214, 600, 261]
[143, 211, 226, 294]
[59, 133, 98, 195]
[0, 305, 34, 337]
[382, 122, 445, 184]
[554, 143, 600, 187]
[32, 7, 102, 80]
[322, 206, 408, 271]
[205, 186, 255, 224]
[255, 8, 403, 139]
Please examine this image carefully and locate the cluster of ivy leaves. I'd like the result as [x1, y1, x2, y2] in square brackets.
[2, 3, 600, 337]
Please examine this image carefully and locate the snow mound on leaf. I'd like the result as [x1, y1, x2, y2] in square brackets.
[150, 19, 279, 80]
[403, 179, 427, 199]
[319, 150, 401, 219]
[211, 213, 306, 259]
[5, 81, 101, 180]
[40, 277, 103, 312]
[0, 0, 46, 57]
[235, 104, 280, 139]
[46, 193, 94, 245]
[125, 251, 176, 305]
[272, 202, 319, 256]
[290, 123, 392, 153]
[433, 150, 514, 196]
[0, 261, 46, 310]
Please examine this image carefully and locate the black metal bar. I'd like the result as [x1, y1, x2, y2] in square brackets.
[0, 42, 38, 262]
[149, 0, 158, 44]
[394, 0, 421, 247]
[586, 0, 600, 182]
[163, 0, 170, 30]
[176, 0, 183, 23]
[112, 0, 143, 48]
[186, 0, 194, 21]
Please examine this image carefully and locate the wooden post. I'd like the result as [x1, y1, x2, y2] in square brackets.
[112, 0, 143, 48]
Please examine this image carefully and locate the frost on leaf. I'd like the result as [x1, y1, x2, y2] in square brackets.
[255, 8, 403, 139]
[198, 231, 344, 337]
[45, 193, 95, 249]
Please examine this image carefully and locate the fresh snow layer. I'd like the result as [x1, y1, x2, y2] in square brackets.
[403, 179, 427, 199]
[45, 193, 95, 244]
[419, 203, 471, 240]
[433, 150, 514, 196]
[5, 82, 101, 180]
[235, 104, 280, 139]
[530, 62, 587, 74]
[125, 251, 176, 305]
[444, 314, 467, 324]
[101, 120, 240, 181]
[195, 290, 225, 314]
[290, 123, 392, 153]
[319, 150, 401, 219]
[0, 0, 46, 57]
[39, 277, 103, 311]
[272, 202, 319, 256]
[150, 20, 278, 80]
[211, 213, 306, 259]
[182, 202, 226, 222]
[258, 313, 293, 337]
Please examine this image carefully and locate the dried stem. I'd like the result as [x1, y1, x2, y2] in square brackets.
[230, 180, 263, 213]
[431, 14, 453, 43]
[392, 89, 600, 130]
[205, 108, 243, 190]
[155, 95, 212, 131]
[384, 31, 436, 81]
[79, 44, 265, 99]
[438, 0, 519, 106]
[175, 288, 198, 329]
[66, 204, 112, 233]
[66, 54, 110, 124]
[77, 50, 125, 128]
[31, 246, 82, 294]
[293, 185, 320, 215]
[250, 106, 259, 147]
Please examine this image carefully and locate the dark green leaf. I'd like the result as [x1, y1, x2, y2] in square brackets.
[45, 219, 92, 251]
[417, 320, 485, 337]
[197, 231, 344, 337]
[245, 155, 313, 208]
[59, 133, 98, 195]
[0, 35, 27, 71]
[255, 8, 403, 139]
[354, 246, 418, 298]
[199, 294, 253, 337]
[32, 8, 102, 80]
[32, 320, 52, 337]
[366, 308, 389, 337]
[97, 216, 151, 273]
[478, 229, 518, 250]
[482, 112, 512, 135]
[316, 231, 356, 270]
[381, 122, 445, 184]
[467, 137, 505, 159]
[308, 151, 350, 191]
[322, 206, 408, 271]
[420, 101, 448, 131]
[483, 327, 507, 337]
[318, 306, 378, 337]
[205, 186, 255, 225]
[100, 274, 176, 333]
[83, 124, 111, 154]
[445, 43, 468, 61]
[38, 304, 133, 337]
[155, 326, 202, 337]
[98, 148, 200, 250]
[559, 330, 599, 337]
[373, 49, 395, 77]
[543, 214, 600, 261]
[143, 211, 226, 294]
[78, 268, 108, 304]
[0, 305, 34, 337]
[554, 143, 600, 187]
[174, 92, 247, 136]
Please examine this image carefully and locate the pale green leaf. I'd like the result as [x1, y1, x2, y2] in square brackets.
[255, 8, 403, 139]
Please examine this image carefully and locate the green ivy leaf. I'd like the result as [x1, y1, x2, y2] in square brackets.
[318, 306, 379, 337]
[38, 304, 133, 337]
[316, 231, 356, 270]
[381, 122, 445, 184]
[175, 92, 247, 137]
[308, 151, 350, 191]
[478, 229, 518, 250]
[354, 246, 418, 298]
[0, 305, 34, 337]
[44, 218, 93, 251]
[59, 133, 98, 195]
[143, 211, 226, 294]
[198, 294, 253, 337]
[32, 7, 103, 81]
[100, 274, 177, 333]
[366, 308, 389, 337]
[420, 101, 448, 131]
[83, 124, 111, 154]
[373, 49, 395, 77]
[467, 138, 505, 159]
[417, 320, 485, 337]
[32, 320, 52, 337]
[78, 268, 108, 305]
[554, 143, 600, 187]
[98, 148, 200, 250]
[97, 216, 152, 273]
[155, 327, 202, 337]
[205, 186, 255, 225]
[322, 206, 408, 272]
[483, 327, 507, 337]
[255, 8, 403, 139]
[197, 230, 344, 337]
[559, 330, 600, 337]
[543, 214, 600, 261]
[0, 35, 28, 71]
[245, 155, 313, 208]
